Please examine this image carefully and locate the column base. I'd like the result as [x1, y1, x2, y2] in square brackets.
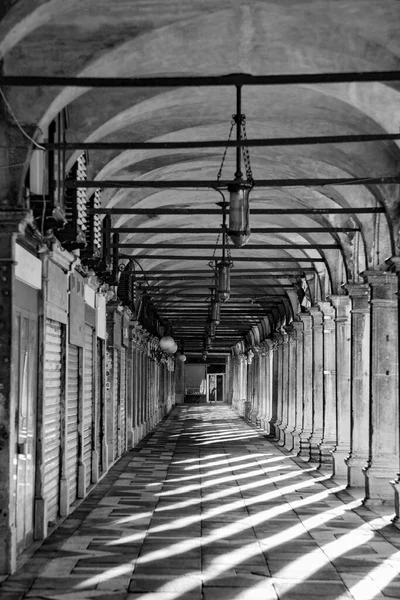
[309, 445, 321, 464]
[78, 461, 87, 499]
[309, 433, 323, 463]
[92, 450, 100, 484]
[291, 429, 301, 454]
[283, 431, 294, 452]
[102, 441, 109, 471]
[364, 465, 396, 505]
[390, 475, 400, 520]
[319, 442, 335, 467]
[59, 477, 70, 517]
[278, 425, 287, 445]
[127, 428, 135, 449]
[332, 448, 350, 482]
[298, 431, 312, 460]
[346, 455, 368, 488]
[34, 497, 48, 541]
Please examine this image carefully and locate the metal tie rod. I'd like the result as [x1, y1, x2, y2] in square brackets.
[70, 177, 400, 189]
[1, 70, 400, 87]
[43, 133, 400, 150]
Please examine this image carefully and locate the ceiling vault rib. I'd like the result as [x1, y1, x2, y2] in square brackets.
[2, 70, 399, 87]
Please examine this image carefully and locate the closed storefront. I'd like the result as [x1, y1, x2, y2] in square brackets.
[83, 323, 94, 489]
[14, 275, 39, 553]
[66, 344, 79, 504]
[43, 318, 63, 524]
[119, 347, 126, 453]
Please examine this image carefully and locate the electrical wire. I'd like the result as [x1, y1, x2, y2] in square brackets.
[0, 87, 45, 151]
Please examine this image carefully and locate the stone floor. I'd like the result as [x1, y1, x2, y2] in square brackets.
[2, 405, 400, 600]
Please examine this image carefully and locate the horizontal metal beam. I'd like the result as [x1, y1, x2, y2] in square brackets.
[124, 255, 324, 262]
[43, 132, 400, 151]
[73, 179, 398, 189]
[138, 268, 314, 274]
[107, 227, 359, 233]
[2, 70, 400, 87]
[143, 277, 299, 281]
[93, 207, 383, 215]
[115, 242, 337, 249]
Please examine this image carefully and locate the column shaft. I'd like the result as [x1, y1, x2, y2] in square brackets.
[363, 272, 399, 505]
[331, 294, 352, 482]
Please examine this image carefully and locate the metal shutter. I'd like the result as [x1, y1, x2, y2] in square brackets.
[66, 344, 79, 504]
[97, 338, 104, 474]
[83, 325, 94, 489]
[43, 319, 62, 523]
[120, 348, 126, 453]
[114, 349, 120, 459]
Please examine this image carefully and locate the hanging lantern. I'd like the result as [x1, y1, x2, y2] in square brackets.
[211, 298, 221, 324]
[213, 85, 253, 248]
[209, 321, 217, 337]
[227, 177, 251, 247]
[216, 258, 231, 302]
[159, 335, 175, 351]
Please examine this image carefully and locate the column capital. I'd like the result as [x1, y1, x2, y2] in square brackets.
[318, 300, 335, 318]
[361, 270, 398, 303]
[329, 294, 351, 321]
[309, 304, 323, 328]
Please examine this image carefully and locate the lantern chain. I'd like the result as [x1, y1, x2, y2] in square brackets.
[241, 116, 254, 184]
[215, 120, 235, 183]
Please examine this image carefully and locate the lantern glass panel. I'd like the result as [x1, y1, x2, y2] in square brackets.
[228, 181, 251, 247]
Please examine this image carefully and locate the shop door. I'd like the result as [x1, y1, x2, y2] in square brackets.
[14, 306, 38, 552]
[207, 374, 225, 403]
[43, 318, 63, 524]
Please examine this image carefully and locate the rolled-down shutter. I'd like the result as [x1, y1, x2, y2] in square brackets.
[114, 349, 120, 459]
[120, 348, 126, 453]
[43, 319, 62, 523]
[83, 325, 94, 488]
[66, 344, 79, 504]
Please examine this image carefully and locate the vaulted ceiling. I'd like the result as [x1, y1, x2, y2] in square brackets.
[2, 0, 400, 354]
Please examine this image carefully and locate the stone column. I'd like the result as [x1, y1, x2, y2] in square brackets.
[255, 347, 264, 428]
[318, 301, 337, 467]
[330, 294, 352, 482]
[362, 272, 399, 506]
[284, 325, 297, 451]
[344, 284, 370, 488]
[239, 352, 247, 416]
[309, 306, 324, 463]
[250, 349, 260, 424]
[291, 320, 304, 454]
[298, 313, 313, 459]
[278, 330, 290, 444]
[272, 332, 283, 440]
